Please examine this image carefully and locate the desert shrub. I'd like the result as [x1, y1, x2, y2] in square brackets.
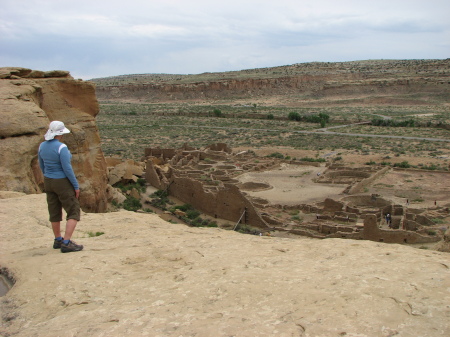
[213, 108, 223, 117]
[421, 164, 438, 170]
[394, 161, 411, 168]
[150, 190, 170, 209]
[152, 190, 168, 198]
[197, 219, 218, 227]
[371, 118, 416, 127]
[123, 196, 142, 211]
[267, 152, 285, 159]
[116, 180, 146, 193]
[300, 157, 326, 162]
[87, 231, 105, 237]
[288, 112, 301, 121]
[267, 114, 274, 120]
[185, 215, 217, 227]
[186, 209, 201, 219]
[235, 224, 261, 235]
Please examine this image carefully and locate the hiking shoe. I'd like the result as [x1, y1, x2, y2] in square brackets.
[61, 240, 84, 253]
[53, 239, 63, 249]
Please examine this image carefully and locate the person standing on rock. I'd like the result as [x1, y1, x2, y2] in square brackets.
[38, 121, 83, 253]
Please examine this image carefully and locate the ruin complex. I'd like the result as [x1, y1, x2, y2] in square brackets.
[139, 143, 447, 246]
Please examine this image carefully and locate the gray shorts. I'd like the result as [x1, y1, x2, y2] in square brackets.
[44, 177, 80, 222]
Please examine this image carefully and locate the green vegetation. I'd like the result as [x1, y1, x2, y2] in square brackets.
[87, 231, 105, 237]
[267, 152, 285, 159]
[212, 108, 223, 117]
[394, 161, 411, 169]
[371, 118, 417, 127]
[123, 196, 142, 212]
[96, 102, 450, 164]
[234, 223, 262, 235]
[300, 157, 326, 162]
[288, 112, 330, 127]
[115, 179, 146, 193]
[149, 190, 170, 210]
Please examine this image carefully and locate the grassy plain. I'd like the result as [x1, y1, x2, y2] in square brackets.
[97, 102, 450, 171]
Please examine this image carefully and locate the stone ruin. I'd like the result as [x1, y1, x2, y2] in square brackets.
[143, 143, 278, 230]
[280, 194, 445, 245]
[136, 143, 448, 247]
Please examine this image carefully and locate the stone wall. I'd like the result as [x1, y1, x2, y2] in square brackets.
[167, 177, 268, 228]
[348, 166, 390, 194]
[362, 214, 440, 244]
[144, 145, 271, 229]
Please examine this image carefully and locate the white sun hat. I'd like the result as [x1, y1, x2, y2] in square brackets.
[44, 121, 71, 140]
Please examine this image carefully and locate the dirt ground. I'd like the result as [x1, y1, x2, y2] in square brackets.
[372, 170, 450, 208]
[234, 146, 450, 209]
[237, 163, 344, 205]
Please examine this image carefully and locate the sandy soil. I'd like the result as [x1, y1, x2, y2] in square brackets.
[372, 170, 450, 207]
[1, 193, 449, 337]
[237, 163, 345, 205]
[234, 146, 450, 209]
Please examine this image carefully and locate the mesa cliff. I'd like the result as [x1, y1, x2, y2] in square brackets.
[0, 67, 108, 212]
[92, 59, 450, 104]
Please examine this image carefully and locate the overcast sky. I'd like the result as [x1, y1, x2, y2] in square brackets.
[1, 0, 449, 80]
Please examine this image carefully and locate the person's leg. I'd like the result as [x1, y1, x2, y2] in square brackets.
[56, 178, 81, 239]
[57, 178, 83, 252]
[51, 222, 62, 238]
[61, 218, 83, 253]
[63, 219, 77, 241]
[45, 178, 64, 248]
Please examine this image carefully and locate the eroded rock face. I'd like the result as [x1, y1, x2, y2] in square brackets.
[0, 67, 108, 212]
[93, 59, 450, 104]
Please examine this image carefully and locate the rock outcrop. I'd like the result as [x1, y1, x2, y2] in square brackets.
[1, 193, 449, 336]
[0, 67, 108, 212]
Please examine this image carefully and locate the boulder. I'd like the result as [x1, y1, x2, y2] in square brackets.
[108, 159, 144, 186]
[106, 184, 127, 205]
[174, 209, 187, 217]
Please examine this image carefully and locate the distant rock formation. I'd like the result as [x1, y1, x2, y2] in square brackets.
[0, 67, 108, 212]
[93, 59, 450, 104]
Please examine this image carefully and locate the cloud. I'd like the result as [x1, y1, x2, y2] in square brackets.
[0, 0, 449, 79]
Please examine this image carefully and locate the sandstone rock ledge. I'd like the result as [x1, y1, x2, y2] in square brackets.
[1, 194, 449, 337]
